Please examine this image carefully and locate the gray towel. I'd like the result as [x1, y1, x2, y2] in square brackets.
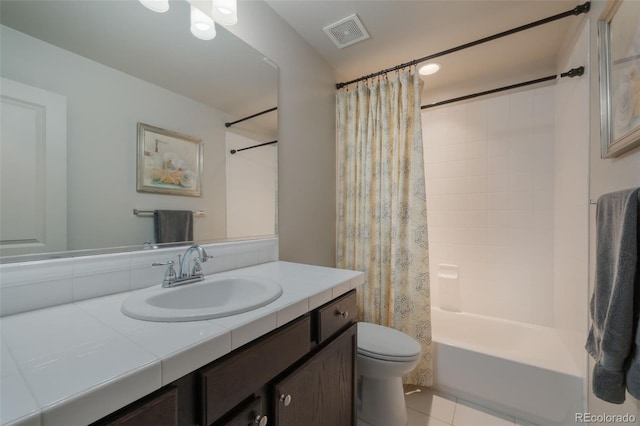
[154, 210, 193, 244]
[586, 187, 640, 404]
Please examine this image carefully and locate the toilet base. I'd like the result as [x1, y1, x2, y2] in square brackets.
[357, 375, 408, 426]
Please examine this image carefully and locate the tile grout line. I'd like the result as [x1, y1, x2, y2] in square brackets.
[450, 396, 459, 426]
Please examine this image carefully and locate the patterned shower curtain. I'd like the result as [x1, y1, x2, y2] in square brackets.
[336, 70, 432, 386]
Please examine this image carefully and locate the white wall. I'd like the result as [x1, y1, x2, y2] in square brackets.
[553, 18, 591, 375]
[228, 1, 337, 267]
[1, 25, 227, 250]
[587, 0, 640, 420]
[226, 131, 277, 238]
[422, 84, 556, 326]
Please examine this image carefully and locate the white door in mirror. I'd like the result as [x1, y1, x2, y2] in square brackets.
[0, 78, 67, 256]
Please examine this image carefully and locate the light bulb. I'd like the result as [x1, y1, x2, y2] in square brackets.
[419, 63, 441, 76]
[139, 0, 169, 13]
[212, 0, 237, 25]
[190, 5, 216, 40]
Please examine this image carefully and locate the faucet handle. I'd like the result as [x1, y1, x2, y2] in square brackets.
[152, 260, 174, 267]
[152, 260, 177, 286]
[192, 257, 204, 277]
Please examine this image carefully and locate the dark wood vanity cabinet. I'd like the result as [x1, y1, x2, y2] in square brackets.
[92, 387, 178, 426]
[93, 290, 357, 426]
[273, 323, 356, 426]
[202, 315, 312, 425]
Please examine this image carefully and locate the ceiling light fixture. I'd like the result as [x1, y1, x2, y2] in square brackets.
[211, 0, 237, 26]
[139, 0, 169, 13]
[419, 63, 441, 76]
[190, 4, 217, 40]
[139, 0, 237, 41]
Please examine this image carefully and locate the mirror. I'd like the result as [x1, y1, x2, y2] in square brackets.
[0, 0, 278, 261]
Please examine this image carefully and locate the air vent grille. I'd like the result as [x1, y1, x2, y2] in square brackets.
[323, 14, 370, 49]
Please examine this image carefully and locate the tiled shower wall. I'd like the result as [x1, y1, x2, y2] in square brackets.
[422, 85, 555, 326]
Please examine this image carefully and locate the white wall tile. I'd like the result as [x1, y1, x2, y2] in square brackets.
[0, 238, 279, 316]
[73, 271, 130, 301]
[468, 140, 488, 159]
[72, 253, 131, 277]
[0, 258, 74, 287]
[423, 86, 555, 326]
[488, 192, 510, 211]
[488, 174, 510, 193]
[0, 279, 73, 317]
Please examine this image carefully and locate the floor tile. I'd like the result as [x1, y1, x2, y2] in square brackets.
[408, 408, 452, 426]
[405, 387, 457, 424]
[515, 419, 538, 426]
[453, 399, 516, 426]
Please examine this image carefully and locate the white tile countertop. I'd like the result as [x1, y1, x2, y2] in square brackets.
[0, 261, 364, 426]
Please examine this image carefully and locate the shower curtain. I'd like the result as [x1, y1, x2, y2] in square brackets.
[336, 70, 432, 386]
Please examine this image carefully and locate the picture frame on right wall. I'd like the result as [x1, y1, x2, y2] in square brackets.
[598, 0, 640, 158]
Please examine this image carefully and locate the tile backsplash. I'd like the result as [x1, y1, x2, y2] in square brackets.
[0, 238, 279, 317]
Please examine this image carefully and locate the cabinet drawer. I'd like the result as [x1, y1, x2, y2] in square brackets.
[201, 315, 311, 425]
[316, 290, 357, 343]
[92, 386, 177, 426]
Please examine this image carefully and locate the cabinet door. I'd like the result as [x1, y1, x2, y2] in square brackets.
[201, 315, 311, 425]
[214, 396, 268, 426]
[273, 323, 356, 426]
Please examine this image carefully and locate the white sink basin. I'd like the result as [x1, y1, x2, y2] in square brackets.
[121, 276, 283, 322]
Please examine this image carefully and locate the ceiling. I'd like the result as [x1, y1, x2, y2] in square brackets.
[1, 0, 586, 112]
[0, 0, 278, 135]
[264, 0, 585, 104]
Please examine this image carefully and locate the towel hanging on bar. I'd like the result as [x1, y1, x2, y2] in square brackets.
[153, 210, 193, 244]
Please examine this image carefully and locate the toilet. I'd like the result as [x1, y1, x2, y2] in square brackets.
[356, 322, 422, 426]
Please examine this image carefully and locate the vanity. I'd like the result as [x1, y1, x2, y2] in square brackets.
[0, 256, 364, 426]
[95, 290, 357, 426]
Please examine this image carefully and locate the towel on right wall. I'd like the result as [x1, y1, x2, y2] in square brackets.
[586, 187, 640, 404]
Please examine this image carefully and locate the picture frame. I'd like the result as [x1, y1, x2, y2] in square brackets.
[598, 0, 640, 158]
[136, 122, 203, 197]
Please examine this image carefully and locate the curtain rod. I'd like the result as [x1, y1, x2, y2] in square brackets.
[230, 140, 278, 155]
[336, 2, 590, 89]
[225, 107, 278, 128]
[421, 66, 584, 109]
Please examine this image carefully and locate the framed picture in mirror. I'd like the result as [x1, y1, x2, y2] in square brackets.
[136, 123, 203, 196]
[598, 0, 640, 158]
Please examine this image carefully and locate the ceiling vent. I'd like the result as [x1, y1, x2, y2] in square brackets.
[323, 14, 370, 49]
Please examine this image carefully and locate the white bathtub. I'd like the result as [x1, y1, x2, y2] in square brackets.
[431, 307, 584, 425]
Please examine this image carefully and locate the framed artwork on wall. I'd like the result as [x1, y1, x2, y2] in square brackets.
[136, 122, 203, 197]
[598, 0, 640, 158]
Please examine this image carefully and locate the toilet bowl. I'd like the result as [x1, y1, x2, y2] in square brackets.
[356, 322, 421, 426]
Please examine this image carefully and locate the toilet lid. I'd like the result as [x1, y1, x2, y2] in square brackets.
[357, 322, 421, 361]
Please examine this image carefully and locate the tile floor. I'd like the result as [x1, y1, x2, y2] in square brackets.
[403, 387, 538, 426]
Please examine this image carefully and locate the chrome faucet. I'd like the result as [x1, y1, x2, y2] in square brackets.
[179, 244, 210, 279]
[152, 245, 210, 288]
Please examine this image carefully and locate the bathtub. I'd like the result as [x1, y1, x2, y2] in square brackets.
[430, 307, 584, 425]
